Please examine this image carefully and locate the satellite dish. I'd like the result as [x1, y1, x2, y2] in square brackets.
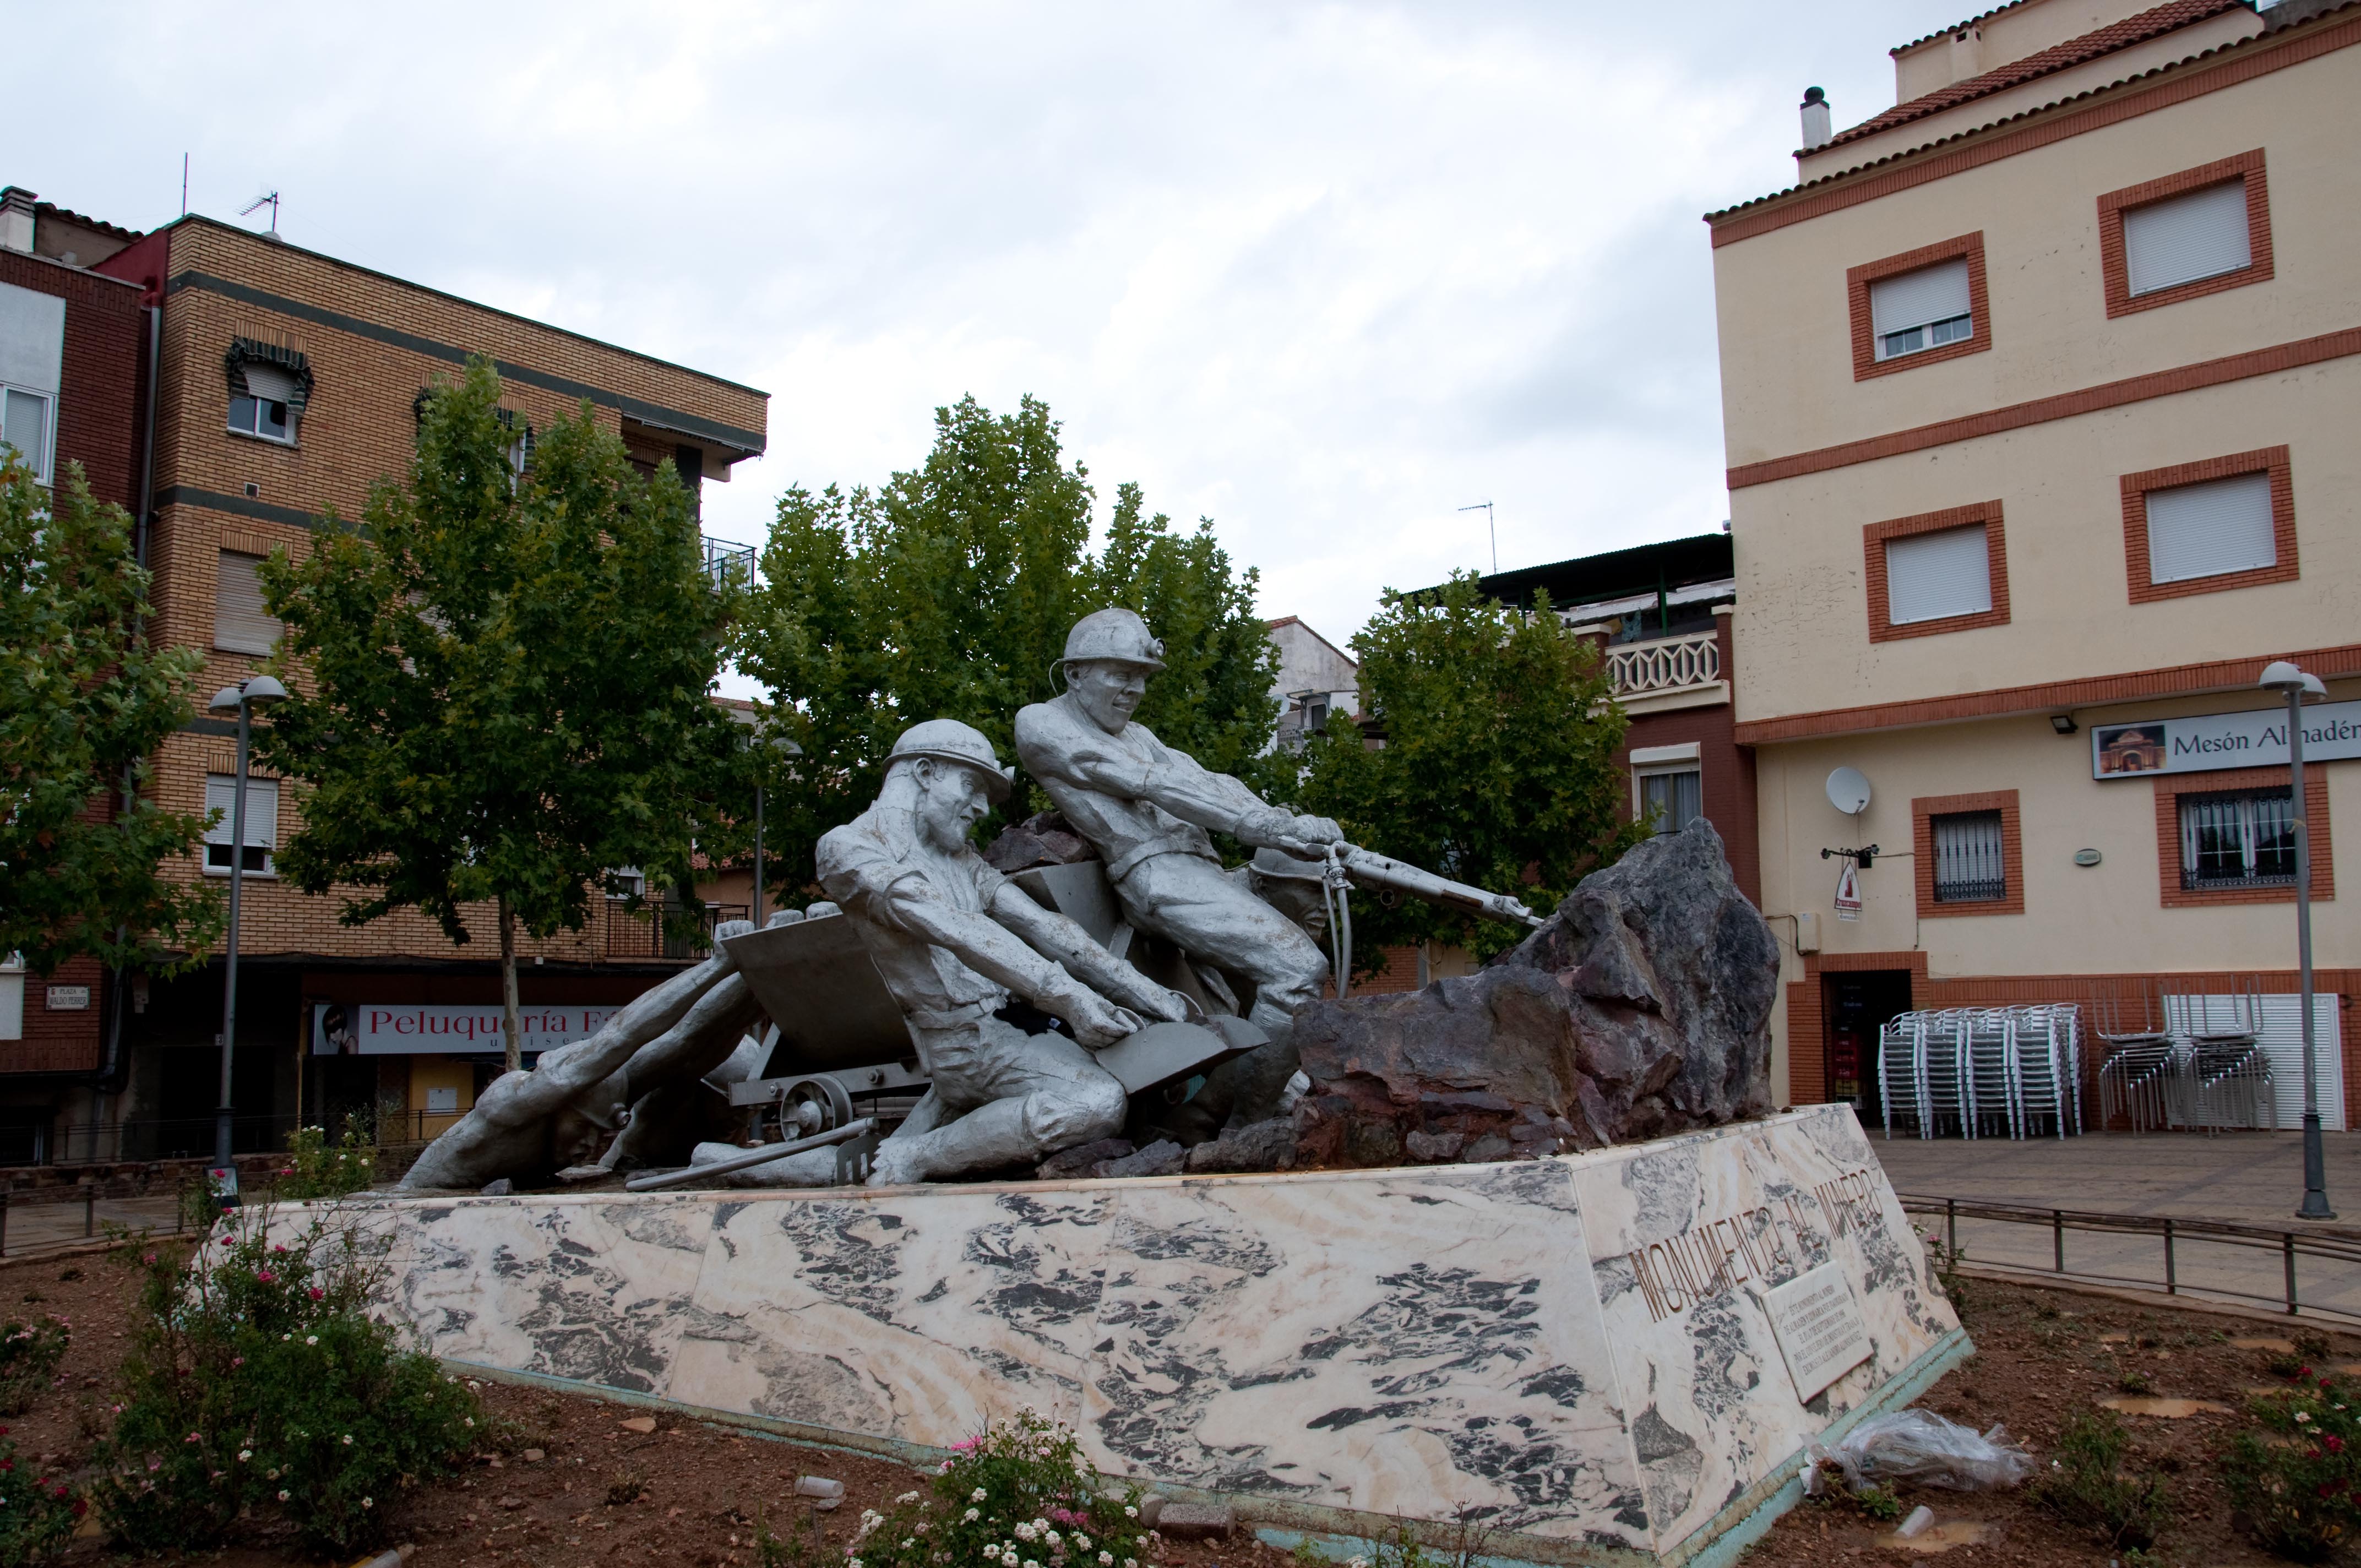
[1826, 766, 1872, 816]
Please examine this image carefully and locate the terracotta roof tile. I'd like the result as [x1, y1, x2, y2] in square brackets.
[1894, 0, 2044, 57]
[1830, 0, 2246, 151]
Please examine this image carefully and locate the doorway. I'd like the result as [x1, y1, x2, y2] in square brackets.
[1823, 970, 1914, 1121]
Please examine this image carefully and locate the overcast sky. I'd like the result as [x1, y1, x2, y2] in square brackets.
[21, 1, 1973, 682]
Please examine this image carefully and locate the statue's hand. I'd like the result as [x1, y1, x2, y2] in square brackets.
[708, 918, 755, 976]
[1067, 992, 1143, 1050]
[1136, 985, 1194, 1026]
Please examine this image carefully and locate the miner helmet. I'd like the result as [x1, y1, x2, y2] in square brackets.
[1249, 846, 1327, 883]
[887, 719, 1016, 802]
[1061, 607, 1166, 671]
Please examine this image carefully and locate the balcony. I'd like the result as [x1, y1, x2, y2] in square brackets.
[605, 900, 749, 961]
[1603, 629, 1728, 714]
[702, 536, 755, 590]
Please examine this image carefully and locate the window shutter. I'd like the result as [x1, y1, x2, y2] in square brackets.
[1, 389, 47, 481]
[2124, 181, 2251, 295]
[204, 776, 278, 864]
[2145, 471, 2275, 584]
[1870, 259, 1971, 337]
[213, 550, 281, 654]
[1885, 524, 1993, 624]
[239, 361, 300, 404]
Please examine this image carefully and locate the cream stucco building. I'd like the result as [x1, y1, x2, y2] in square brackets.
[1707, 0, 2360, 1120]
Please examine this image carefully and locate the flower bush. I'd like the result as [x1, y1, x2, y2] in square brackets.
[92, 1206, 479, 1555]
[837, 1412, 1154, 1568]
[2223, 1370, 2361, 1562]
[276, 1118, 380, 1202]
[0, 1428, 84, 1566]
[0, 1319, 68, 1416]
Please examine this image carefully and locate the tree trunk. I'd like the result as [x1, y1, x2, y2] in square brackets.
[499, 897, 523, 1074]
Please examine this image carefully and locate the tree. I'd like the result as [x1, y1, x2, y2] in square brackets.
[0, 458, 219, 975]
[735, 394, 1277, 890]
[1293, 571, 1649, 963]
[257, 358, 744, 1069]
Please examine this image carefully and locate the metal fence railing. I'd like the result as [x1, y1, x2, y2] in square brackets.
[1901, 1191, 2361, 1322]
[603, 900, 749, 961]
[7, 1114, 302, 1168]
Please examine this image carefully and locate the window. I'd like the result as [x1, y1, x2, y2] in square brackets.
[2122, 447, 2295, 604]
[2179, 788, 2296, 892]
[0, 952, 21, 1043]
[213, 551, 280, 655]
[1638, 766, 1703, 835]
[495, 408, 534, 479]
[2099, 152, 2271, 318]
[1870, 259, 1972, 362]
[229, 361, 297, 443]
[2125, 181, 2251, 297]
[1931, 811, 2006, 903]
[1885, 524, 1992, 625]
[0, 386, 51, 483]
[2144, 471, 2275, 585]
[608, 868, 645, 900]
[203, 775, 278, 876]
[1847, 233, 1989, 380]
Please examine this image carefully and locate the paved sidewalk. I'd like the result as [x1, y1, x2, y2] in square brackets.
[0, 1194, 183, 1260]
[1868, 1129, 2361, 1227]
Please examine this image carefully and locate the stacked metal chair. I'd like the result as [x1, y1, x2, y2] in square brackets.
[2010, 1005, 2080, 1139]
[1964, 1010, 2019, 1139]
[1876, 1016, 1923, 1140]
[2097, 984, 2181, 1133]
[2169, 983, 2277, 1132]
[1874, 1003, 2087, 1139]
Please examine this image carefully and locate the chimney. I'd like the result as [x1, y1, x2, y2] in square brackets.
[0, 188, 36, 255]
[1799, 86, 1833, 151]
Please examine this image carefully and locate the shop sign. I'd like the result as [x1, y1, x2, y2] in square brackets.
[1832, 858, 1862, 921]
[311, 1001, 618, 1056]
[2093, 699, 2361, 779]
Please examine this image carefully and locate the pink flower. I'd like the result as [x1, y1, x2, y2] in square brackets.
[307, 1287, 324, 1301]
[142, 1253, 156, 1265]
[231, 1357, 244, 1369]
[254, 1269, 276, 1283]
[184, 1433, 200, 1445]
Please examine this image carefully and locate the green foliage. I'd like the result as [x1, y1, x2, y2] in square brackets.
[0, 456, 217, 976]
[2030, 1408, 2168, 1551]
[736, 395, 1277, 891]
[93, 1209, 481, 1556]
[255, 357, 743, 1063]
[0, 1429, 84, 1566]
[834, 1410, 1152, 1568]
[1851, 1483, 1903, 1523]
[2224, 1374, 2361, 1561]
[275, 1117, 378, 1201]
[1293, 573, 1647, 962]
[0, 1317, 68, 1416]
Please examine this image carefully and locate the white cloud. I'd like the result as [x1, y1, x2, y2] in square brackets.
[17, 0, 1970, 679]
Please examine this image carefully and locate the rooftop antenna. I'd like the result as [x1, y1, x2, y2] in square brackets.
[1457, 500, 1497, 574]
[239, 190, 280, 236]
[180, 154, 188, 216]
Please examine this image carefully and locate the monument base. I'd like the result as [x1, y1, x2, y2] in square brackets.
[312, 1106, 1963, 1566]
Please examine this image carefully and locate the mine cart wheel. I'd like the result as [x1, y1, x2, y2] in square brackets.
[765, 1075, 856, 1142]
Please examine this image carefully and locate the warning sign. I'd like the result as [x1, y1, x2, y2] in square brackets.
[1834, 857, 1862, 921]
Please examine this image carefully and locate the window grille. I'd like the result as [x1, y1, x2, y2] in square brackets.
[2179, 788, 2296, 890]
[1639, 767, 1703, 835]
[1932, 810, 2006, 902]
[1870, 259, 1972, 361]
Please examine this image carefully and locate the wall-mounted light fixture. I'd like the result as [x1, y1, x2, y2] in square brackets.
[2049, 714, 2079, 735]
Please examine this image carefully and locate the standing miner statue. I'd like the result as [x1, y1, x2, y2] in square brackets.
[1016, 608, 1342, 1125]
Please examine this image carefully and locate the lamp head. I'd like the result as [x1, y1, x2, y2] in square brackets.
[208, 685, 244, 715]
[2261, 661, 2329, 703]
[240, 675, 289, 707]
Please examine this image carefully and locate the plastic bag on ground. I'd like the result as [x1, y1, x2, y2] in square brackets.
[1810, 1408, 2034, 1491]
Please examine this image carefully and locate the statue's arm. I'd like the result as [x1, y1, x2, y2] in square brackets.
[874, 875, 1098, 1011]
[1030, 720, 1271, 832]
[613, 972, 766, 1093]
[987, 886, 1190, 1023]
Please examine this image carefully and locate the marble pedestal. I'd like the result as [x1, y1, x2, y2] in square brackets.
[309, 1106, 1965, 1566]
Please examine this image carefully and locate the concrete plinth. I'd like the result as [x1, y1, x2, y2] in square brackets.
[302, 1106, 1964, 1565]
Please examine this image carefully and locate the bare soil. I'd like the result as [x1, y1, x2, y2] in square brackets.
[2, 1249, 2350, 1566]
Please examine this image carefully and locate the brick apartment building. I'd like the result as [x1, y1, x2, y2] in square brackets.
[2, 198, 767, 1163]
[1477, 533, 1759, 907]
[1709, 0, 2359, 1118]
[1, 188, 153, 1161]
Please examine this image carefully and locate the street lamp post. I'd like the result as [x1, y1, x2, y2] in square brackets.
[2261, 660, 2333, 1222]
[206, 675, 286, 1174]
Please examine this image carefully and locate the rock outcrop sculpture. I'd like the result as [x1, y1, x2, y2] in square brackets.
[1291, 821, 1777, 1167]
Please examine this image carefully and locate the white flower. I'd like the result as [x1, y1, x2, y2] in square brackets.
[1125, 1559, 1138, 1568]
[306, 1336, 319, 1346]
[848, 1559, 863, 1568]
[2298, 1412, 2314, 1424]
[901, 1539, 915, 1549]
[278, 1489, 291, 1501]
[362, 1498, 373, 1509]
[1100, 1554, 1114, 1565]
[341, 1434, 353, 1445]
[966, 1509, 982, 1523]
[464, 1417, 475, 1427]
[1123, 1507, 1138, 1520]
[1045, 1530, 1063, 1547]
[897, 1490, 921, 1504]
[1026, 1560, 1042, 1568]
[237, 1450, 252, 1463]
[972, 1488, 989, 1502]
[1074, 1534, 1090, 1551]
[1016, 1522, 1040, 1542]
[984, 1548, 1002, 1562]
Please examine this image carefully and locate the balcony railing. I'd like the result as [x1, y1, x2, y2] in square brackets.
[604, 900, 749, 961]
[703, 535, 755, 589]
[1604, 630, 1720, 697]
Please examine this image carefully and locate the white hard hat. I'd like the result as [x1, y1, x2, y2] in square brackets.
[888, 719, 1015, 802]
[1062, 608, 1166, 671]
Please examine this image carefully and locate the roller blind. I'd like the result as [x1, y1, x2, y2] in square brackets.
[213, 550, 281, 654]
[2146, 471, 2275, 584]
[204, 775, 279, 873]
[1885, 524, 1992, 625]
[239, 361, 299, 404]
[1870, 259, 1971, 337]
[2124, 181, 2251, 296]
